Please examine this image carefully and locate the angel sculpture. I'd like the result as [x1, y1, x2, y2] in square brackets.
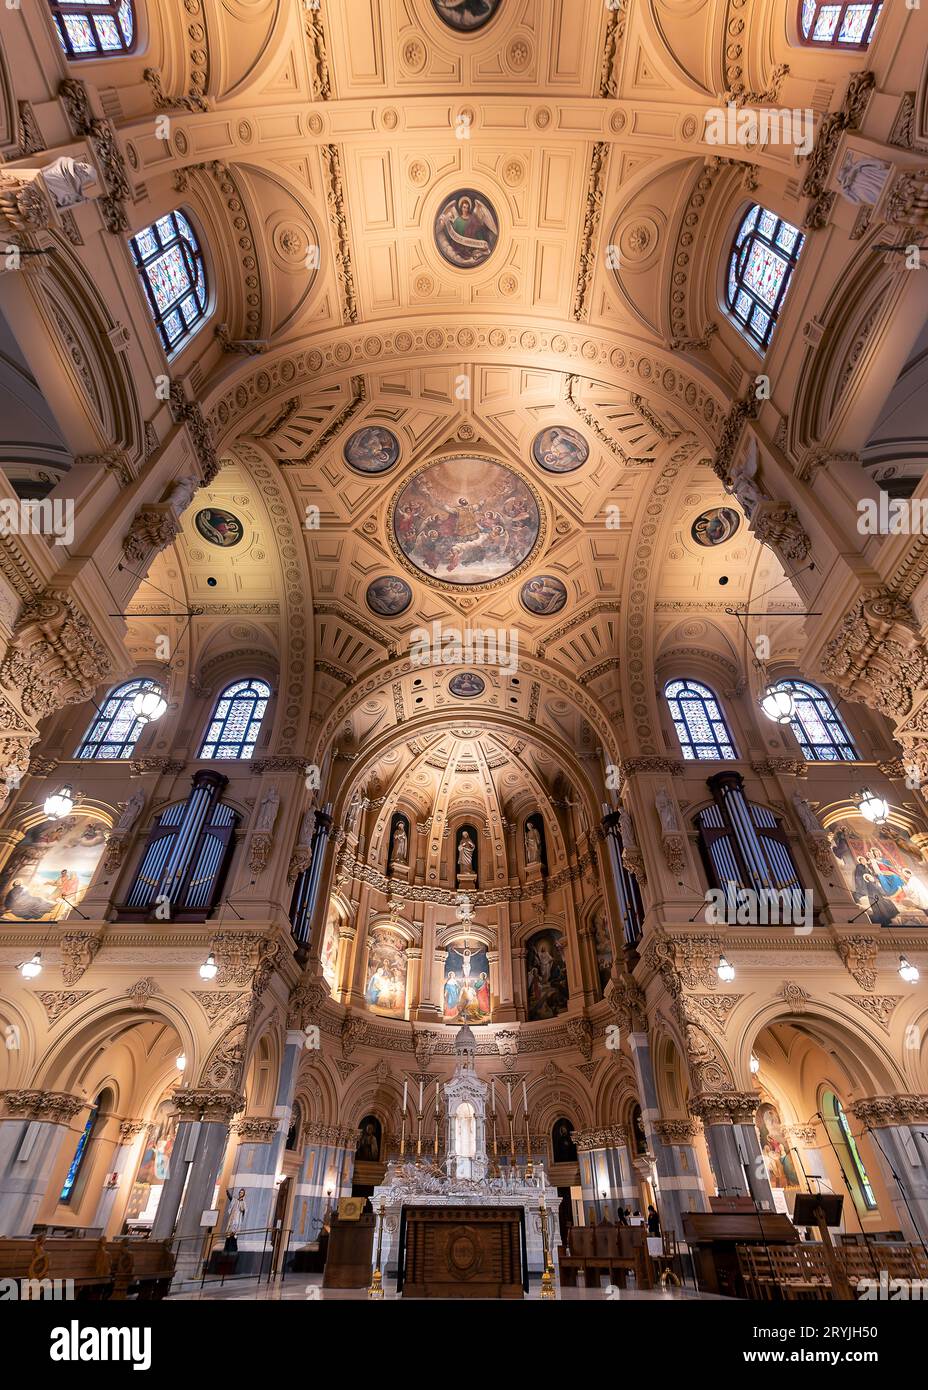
[728, 447, 762, 519]
[435, 194, 499, 268]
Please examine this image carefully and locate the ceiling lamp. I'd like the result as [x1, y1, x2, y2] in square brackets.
[857, 788, 890, 825]
[899, 955, 920, 984]
[750, 1052, 760, 1074]
[43, 784, 74, 820]
[760, 683, 795, 724]
[199, 952, 218, 981]
[18, 951, 42, 979]
[717, 954, 735, 983]
[132, 687, 167, 723]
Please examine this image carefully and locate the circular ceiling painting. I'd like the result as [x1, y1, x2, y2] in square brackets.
[432, 0, 502, 33]
[434, 190, 499, 269]
[366, 576, 413, 617]
[531, 426, 589, 473]
[195, 507, 244, 547]
[391, 456, 541, 587]
[343, 425, 401, 474]
[520, 575, 567, 615]
[449, 672, 486, 698]
[691, 506, 741, 547]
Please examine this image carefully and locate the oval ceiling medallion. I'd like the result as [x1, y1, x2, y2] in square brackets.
[520, 574, 567, 615]
[194, 507, 244, 547]
[343, 426, 401, 474]
[531, 426, 589, 473]
[431, 0, 502, 33]
[366, 576, 413, 617]
[434, 189, 499, 269]
[691, 506, 741, 547]
[390, 455, 542, 588]
[449, 672, 486, 698]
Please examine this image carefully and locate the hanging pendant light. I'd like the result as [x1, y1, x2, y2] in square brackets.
[199, 952, 218, 981]
[857, 787, 890, 825]
[18, 951, 42, 979]
[43, 784, 74, 820]
[132, 687, 167, 723]
[899, 955, 920, 984]
[760, 683, 795, 724]
[717, 954, 735, 983]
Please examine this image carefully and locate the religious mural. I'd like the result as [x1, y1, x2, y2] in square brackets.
[592, 907, 614, 995]
[0, 816, 107, 921]
[343, 425, 401, 474]
[125, 1100, 177, 1223]
[531, 426, 589, 473]
[829, 817, 928, 926]
[364, 928, 408, 1017]
[520, 574, 567, 615]
[691, 506, 741, 547]
[443, 941, 492, 1024]
[525, 929, 569, 1020]
[431, 0, 502, 31]
[756, 1101, 800, 1189]
[366, 575, 413, 616]
[194, 507, 244, 547]
[449, 672, 485, 698]
[434, 190, 499, 268]
[356, 1115, 383, 1162]
[392, 457, 540, 585]
[320, 906, 340, 990]
[552, 1117, 578, 1164]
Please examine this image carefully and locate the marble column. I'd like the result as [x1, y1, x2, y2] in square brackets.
[150, 1089, 243, 1277]
[852, 1096, 928, 1243]
[91, 1118, 145, 1235]
[573, 1125, 637, 1221]
[0, 1090, 86, 1236]
[291, 1122, 357, 1248]
[690, 1092, 775, 1211]
[628, 1032, 709, 1236]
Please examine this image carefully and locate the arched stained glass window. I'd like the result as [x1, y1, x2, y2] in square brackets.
[129, 210, 209, 355]
[76, 678, 164, 760]
[769, 678, 858, 761]
[199, 679, 271, 760]
[823, 1090, 877, 1210]
[50, 1, 135, 59]
[664, 678, 738, 761]
[60, 1092, 107, 1203]
[799, 1, 881, 47]
[726, 205, 804, 350]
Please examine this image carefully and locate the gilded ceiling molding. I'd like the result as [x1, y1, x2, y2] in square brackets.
[572, 141, 609, 322]
[275, 375, 367, 466]
[322, 143, 358, 326]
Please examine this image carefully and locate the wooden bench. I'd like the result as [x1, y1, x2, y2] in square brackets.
[0, 1234, 174, 1300]
[558, 1223, 653, 1290]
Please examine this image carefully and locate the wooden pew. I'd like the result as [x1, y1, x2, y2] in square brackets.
[558, 1223, 653, 1290]
[0, 1234, 174, 1300]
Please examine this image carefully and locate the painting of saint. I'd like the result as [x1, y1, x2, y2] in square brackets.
[194, 507, 244, 548]
[756, 1102, 800, 1189]
[552, 1117, 578, 1164]
[691, 506, 741, 547]
[364, 928, 408, 1018]
[343, 425, 401, 474]
[391, 456, 541, 585]
[434, 190, 499, 269]
[0, 815, 106, 922]
[366, 575, 412, 616]
[449, 672, 485, 698]
[320, 907, 340, 990]
[356, 1115, 383, 1163]
[592, 908, 614, 995]
[431, 0, 502, 31]
[525, 929, 569, 1021]
[125, 1100, 177, 1222]
[443, 941, 491, 1024]
[829, 817, 928, 926]
[520, 574, 567, 616]
[531, 426, 589, 474]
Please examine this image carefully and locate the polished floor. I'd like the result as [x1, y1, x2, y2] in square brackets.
[169, 1272, 725, 1301]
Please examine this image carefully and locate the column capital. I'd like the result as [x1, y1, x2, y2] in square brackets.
[654, 1118, 703, 1143]
[118, 1118, 146, 1145]
[851, 1094, 928, 1127]
[0, 1088, 87, 1124]
[232, 1116, 280, 1143]
[302, 1120, 359, 1148]
[689, 1091, 760, 1125]
[784, 1123, 819, 1145]
[169, 1088, 245, 1123]
[571, 1124, 628, 1152]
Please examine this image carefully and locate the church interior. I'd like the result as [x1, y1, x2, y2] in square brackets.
[1, 0, 928, 1320]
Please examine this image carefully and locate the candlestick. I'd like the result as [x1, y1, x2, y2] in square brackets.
[401, 1079, 408, 1156]
[418, 1080, 424, 1111]
[368, 1200, 386, 1299]
[539, 1195, 556, 1300]
[522, 1079, 529, 1115]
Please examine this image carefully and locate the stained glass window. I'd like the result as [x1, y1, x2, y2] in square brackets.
[768, 679, 858, 761]
[76, 678, 164, 760]
[199, 679, 271, 760]
[664, 678, 738, 761]
[726, 204, 805, 350]
[824, 1091, 877, 1210]
[49, 1, 135, 59]
[799, 1, 881, 47]
[60, 1095, 103, 1203]
[129, 210, 209, 355]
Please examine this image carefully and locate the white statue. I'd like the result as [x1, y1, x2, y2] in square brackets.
[836, 153, 891, 206]
[392, 819, 408, 864]
[256, 786, 279, 834]
[41, 157, 97, 208]
[618, 804, 637, 849]
[524, 820, 542, 865]
[115, 787, 145, 833]
[167, 475, 197, 516]
[458, 831, 475, 873]
[792, 792, 823, 837]
[655, 787, 679, 836]
[298, 805, 315, 846]
[728, 447, 762, 518]
[224, 1187, 246, 1248]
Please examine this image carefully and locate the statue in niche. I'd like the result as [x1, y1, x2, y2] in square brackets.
[728, 447, 762, 519]
[41, 156, 97, 207]
[256, 786, 279, 833]
[655, 787, 679, 836]
[792, 793, 823, 837]
[390, 817, 408, 865]
[167, 475, 197, 517]
[114, 787, 146, 834]
[457, 829, 475, 877]
[524, 819, 543, 866]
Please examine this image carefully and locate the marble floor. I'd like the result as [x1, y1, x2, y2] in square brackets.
[169, 1273, 726, 1301]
